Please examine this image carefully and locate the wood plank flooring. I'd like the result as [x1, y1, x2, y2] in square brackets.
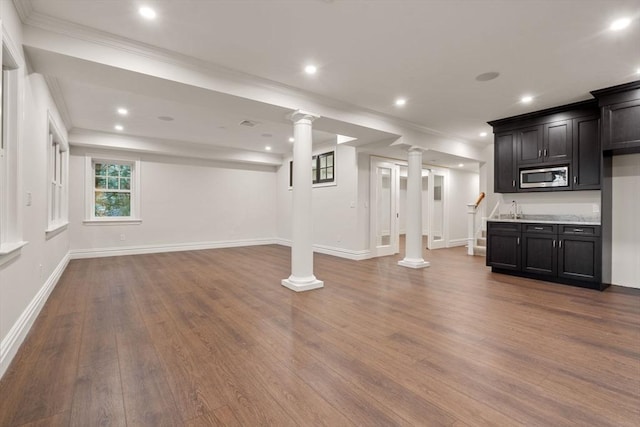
[1, 244, 639, 426]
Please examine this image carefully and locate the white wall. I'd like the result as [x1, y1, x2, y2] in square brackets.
[0, 1, 70, 378]
[276, 143, 362, 257]
[68, 148, 277, 255]
[611, 154, 640, 288]
[447, 168, 480, 246]
[496, 191, 601, 219]
[356, 152, 371, 251]
[479, 143, 495, 218]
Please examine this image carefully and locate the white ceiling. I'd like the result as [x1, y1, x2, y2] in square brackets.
[57, 79, 338, 154]
[16, 0, 640, 165]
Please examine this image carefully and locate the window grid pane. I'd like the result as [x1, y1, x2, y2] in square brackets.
[94, 161, 133, 217]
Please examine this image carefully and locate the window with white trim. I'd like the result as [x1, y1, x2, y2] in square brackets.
[1, 32, 27, 258]
[85, 155, 141, 223]
[289, 150, 335, 187]
[46, 116, 69, 234]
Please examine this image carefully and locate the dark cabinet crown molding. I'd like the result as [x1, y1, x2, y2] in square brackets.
[591, 80, 640, 104]
[488, 99, 598, 133]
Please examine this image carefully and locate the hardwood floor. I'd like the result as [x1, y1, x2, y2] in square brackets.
[1, 245, 639, 426]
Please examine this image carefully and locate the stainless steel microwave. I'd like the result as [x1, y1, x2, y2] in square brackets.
[520, 166, 569, 188]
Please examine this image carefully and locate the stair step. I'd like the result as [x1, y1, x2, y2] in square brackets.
[473, 245, 486, 256]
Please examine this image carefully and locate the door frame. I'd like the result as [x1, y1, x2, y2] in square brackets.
[370, 157, 401, 257]
[427, 166, 449, 250]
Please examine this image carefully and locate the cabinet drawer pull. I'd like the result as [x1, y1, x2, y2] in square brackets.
[534, 227, 544, 230]
[574, 229, 584, 232]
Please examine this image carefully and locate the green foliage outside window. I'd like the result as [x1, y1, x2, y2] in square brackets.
[94, 163, 132, 217]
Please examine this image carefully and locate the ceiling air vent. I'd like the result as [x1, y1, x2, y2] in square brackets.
[239, 119, 258, 127]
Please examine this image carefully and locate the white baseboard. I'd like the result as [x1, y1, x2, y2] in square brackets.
[0, 253, 70, 379]
[274, 239, 372, 261]
[448, 238, 469, 248]
[69, 238, 277, 259]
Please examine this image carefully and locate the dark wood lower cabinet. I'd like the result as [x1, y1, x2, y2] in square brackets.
[522, 233, 557, 277]
[486, 222, 521, 270]
[558, 235, 601, 282]
[487, 221, 605, 290]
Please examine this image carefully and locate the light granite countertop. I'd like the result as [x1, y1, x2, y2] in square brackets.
[488, 214, 600, 225]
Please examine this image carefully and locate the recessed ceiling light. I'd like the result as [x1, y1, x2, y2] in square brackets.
[261, 133, 273, 138]
[157, 116, 174, 121]
[117, 107, 128, 115]
[114, 124, 124, 131]
[521, 95, 533, 104]
[288, 137, 295, 143]
[304, 65, 317, 75]
[395, 98, 407, 106]
[458, 163, 464, 168]
[139, 6, 157, 20]
[610, 17, 631, 31]
[265, 146, 272, 151]
[480, 132, 488, 137]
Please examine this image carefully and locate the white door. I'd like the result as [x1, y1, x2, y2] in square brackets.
[371, 158, 399, 257]
[428, 169, 448, 249]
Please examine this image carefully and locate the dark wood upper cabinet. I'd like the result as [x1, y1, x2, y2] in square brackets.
[489, 100, 599, 193]
[592, 80, 640, 154]
[544, 119, 572, 163]
[572, 115, 600, 190]
[515, 121, 572, 166]
[516, 125, 543, 166]
[494, 131, 517, 193]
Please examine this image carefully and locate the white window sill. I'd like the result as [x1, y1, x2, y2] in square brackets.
[288, 181, 337, 191]
[83, 218, 142, 226]
[0, 241, 29, 267]
[45, 222, 69, 239]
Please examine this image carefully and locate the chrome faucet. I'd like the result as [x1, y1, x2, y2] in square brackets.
[510, 200, 522, 219]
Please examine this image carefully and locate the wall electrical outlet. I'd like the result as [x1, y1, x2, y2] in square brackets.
[26, 192, 32, 206]
[593, 204, 600, 213]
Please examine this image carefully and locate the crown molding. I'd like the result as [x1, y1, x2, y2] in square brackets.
[18, 9, 473, 145]
[43, 75, 73, 129]
[12, 0, 34, 24]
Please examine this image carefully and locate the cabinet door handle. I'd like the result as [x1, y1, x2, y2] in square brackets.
[559, 240, 562, 248]
[553, 240, 556, 248]
[543, 148, 548, 157]
[512, 179, 516, 187]
[517, 237, 520, 245]
[538, 149, 542, 158]
[574, 176, 577, 184]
